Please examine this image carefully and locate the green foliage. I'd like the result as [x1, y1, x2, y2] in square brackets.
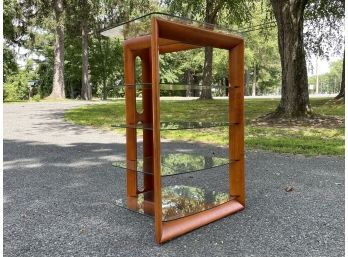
[3, 83, 18, 102]
[304, 0, 345, 58]
[160, 54, 182, 84]
[62, 0, 151, 99]
[4, 0, 343, 104]
[164, 0, 255, 100]
[64, 33, 82, 98]
[31, 30, 55, 98]
[4, 71, 31, 101]
[243, 3, 281, 95]
[308, 59, 343, 94]
[31, 94, 41, 102]
[212, 49, 228, 83]
[165, 0, 253, 25]
[3, 58, 43, 101]
[3, 45, 18, 83]
[4, 0, 52, 47]
[3, 0, 16, 41]
[36, 61, 54, 98]
[89, 37, 123, 99]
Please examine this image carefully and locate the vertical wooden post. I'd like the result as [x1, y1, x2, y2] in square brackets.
[140, 49, 154, 194]
[151, 17, 163, 243]
[228, 42, 245, 206]
[124, 44, 138, 197]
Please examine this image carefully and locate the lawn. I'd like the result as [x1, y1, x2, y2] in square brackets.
[65, 98, 344, 156]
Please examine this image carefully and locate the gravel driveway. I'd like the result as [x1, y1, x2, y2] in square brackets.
[3, 101, 344, 257]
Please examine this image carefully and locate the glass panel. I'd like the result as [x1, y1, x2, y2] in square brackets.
[113, 83, 235, 105]
[101, 12, 242, 40]
[115, 185, 234, 221]
[111, 121, 237, 130]
[112, 153, 235, 176]
[118, 83, 234, 90]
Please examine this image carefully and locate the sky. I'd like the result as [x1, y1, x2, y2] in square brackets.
[308, 54, 343, 77]
[308, 57, 331, 76]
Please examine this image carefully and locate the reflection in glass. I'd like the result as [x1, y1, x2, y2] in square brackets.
[115, 185, 233, 221]
[112, 153, 233, 176]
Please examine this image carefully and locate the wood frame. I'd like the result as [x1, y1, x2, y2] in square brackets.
[123, 16, 245, 244]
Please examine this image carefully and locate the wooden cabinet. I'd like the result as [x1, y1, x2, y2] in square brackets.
[102, 13, 245, 244]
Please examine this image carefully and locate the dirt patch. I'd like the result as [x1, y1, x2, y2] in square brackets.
[251, 114, 344, 129]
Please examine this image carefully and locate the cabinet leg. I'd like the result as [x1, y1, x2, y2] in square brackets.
[124, 45, 138, 197]
[228, 43, 245, 206]
[140, 49, 154, 196]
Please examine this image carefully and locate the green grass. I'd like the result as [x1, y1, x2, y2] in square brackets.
[310, 98, 345, 117]
[245, 127, 344, 156]
[65, 98, 344, 156]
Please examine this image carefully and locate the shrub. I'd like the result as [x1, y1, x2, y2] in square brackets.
[3, 71, 30, 101]
[31, 94, 41, 102]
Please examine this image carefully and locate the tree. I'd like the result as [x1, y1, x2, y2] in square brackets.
[242, 4, 281, 96]
[89, 0, 131, 100]
[64, 0, 92, 100]
[3, 45, 18, 83]
[4, 0, 66, 99]
[65, 0, 137, 100]
[308, 59, 343, 94]
[336, 54, 345, 99]
[166, 0, 252, 99]
[269, 0, 311, 117]
[327, 59, 344, 94]
[80, 0, 92, 100]
[269, 0, 345, 117]
[200, 0, 219, 99]
[304, 0, 344, 58]
[3, 0, 37, 46]
[304, 0, 345, 100]
[64, 32, 82, 99]
[50, 0, 66, 98]
[89, 37, 123, 100]
[3, 59, 38, 101]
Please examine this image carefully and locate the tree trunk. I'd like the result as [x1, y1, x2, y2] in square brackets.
[102, 79, 107, 100]
[69, 82, 74, 99]
[252, 64, 257, 96]
[200, 0, 218, 100]
[315, 56, 319, 94]
[81, 21, 91, 100]
[185, 70, 193, 97]
[335, 51, 345, 99]
[50, 0, 65, 99]
[270, 0, 311, 117]
[200, 46, 213, 99]
[244, 70, 249, 96]
[225, 77, 229, 96]
[96, 34, 108, 100]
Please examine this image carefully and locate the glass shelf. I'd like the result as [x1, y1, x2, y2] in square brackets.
[116, 83, 237, 91]
[112, 153, 237, 176]
[112, 121, 237, 130]
[115, 185, 235, 221]
[101, 12, 242, 40]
